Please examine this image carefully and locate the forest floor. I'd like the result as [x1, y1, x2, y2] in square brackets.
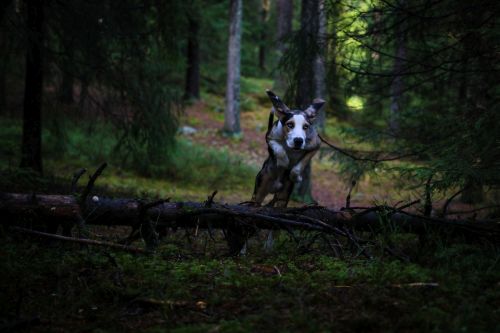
[1, 229, 499, 332]
[1, 78, 499, 332]
[180, 96, 408, 208]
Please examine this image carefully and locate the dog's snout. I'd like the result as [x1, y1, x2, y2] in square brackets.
[293, 137, 304, 148]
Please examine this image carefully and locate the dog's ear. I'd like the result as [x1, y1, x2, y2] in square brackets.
[266, 90, 290, 120]
[304, 98, 325, 122]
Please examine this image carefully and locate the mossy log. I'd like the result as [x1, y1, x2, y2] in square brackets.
[1, 192, 499, 246]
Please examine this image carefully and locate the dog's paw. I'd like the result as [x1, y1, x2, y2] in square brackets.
[271, 180, 283, 193]
[276, 154, 289, 167]
[290, 168, 303, 183]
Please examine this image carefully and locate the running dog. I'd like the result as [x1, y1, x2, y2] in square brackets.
[251, 90, 324, 207]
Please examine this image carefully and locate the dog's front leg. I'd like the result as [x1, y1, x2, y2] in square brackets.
[268, 140, 288, 192]
[290, 149, 318, 183]
[268, 140, 289, 167]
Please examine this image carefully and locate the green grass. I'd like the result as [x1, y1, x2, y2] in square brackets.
[0, 116, 256, 200]
[1, 232, 499, 332]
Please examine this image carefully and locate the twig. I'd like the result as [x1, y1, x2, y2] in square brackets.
[443, 205, 500, 216]
[274, 212, 351, 239]
[11, 227, 146, 254]
[424, 175, 433, 217]
[71, 168, 87, 193]
[205, 190, 218, 207]
[353, 200, 420, 219]
[140, 198, 171, 212]
[389, 199, 421, 215]
[441, 188, 465, 217]
[318, 134, 422, 163]
[391, 282, 439, 288]
[80, 162, 108, 207]
[131, 297, 189, 307]
[345, 180, 356, 209]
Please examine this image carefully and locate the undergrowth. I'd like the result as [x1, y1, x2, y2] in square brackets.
[0, 116, 255, 199]
[0, 230, 499, 332]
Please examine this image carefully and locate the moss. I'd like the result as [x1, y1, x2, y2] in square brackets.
[1, 233, 500, 332]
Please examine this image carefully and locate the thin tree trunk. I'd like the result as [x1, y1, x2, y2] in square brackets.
[184, 14, 200, 100]
[274, 0, 293, 92]
[364, 9, 383, 119]
[59, 42, 74, 104]
[20, 0, 44, 174]
[389, 0, 406, 134]
[258, 0, 270, 72]
[325, 1, 348, 120]
[0, 52, 7, 114]
[314, 0, 326, 131]
[0, 1, 13, 115]
[223, 0, 242, 135]
[458, 22, 483, 205]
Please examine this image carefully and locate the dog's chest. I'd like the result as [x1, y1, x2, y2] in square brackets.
[285, 148, 306, 165]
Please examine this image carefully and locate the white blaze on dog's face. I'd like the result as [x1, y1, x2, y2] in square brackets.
[266, 90, 325, 150]
[283, 114, 309, 150]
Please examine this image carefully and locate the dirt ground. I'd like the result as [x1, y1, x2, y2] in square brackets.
[181, 101, 481, 217]
[183, 101, 355, 208]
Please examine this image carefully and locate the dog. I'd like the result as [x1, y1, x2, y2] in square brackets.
[251, 90, 324, 208]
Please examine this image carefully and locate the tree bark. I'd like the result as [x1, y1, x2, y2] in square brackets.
[295, 0, 319, 110]
[364, 9, 383, 119]
[293, 0, 323, 202]
[184, 13, 200, 100]
[274, 0, 293, 92]
[223, 0, 242, 135]
[314, 0, 327, 131]
[258, 0, 270, 72]
[59, 42, 74, 104]
[389, 0, 406, 134]
[2, 192, 499, 244]
[20, 0, 44, 174]
[0, 1, 11, 115]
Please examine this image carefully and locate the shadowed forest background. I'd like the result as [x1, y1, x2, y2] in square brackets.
[1, 0, 500, 332]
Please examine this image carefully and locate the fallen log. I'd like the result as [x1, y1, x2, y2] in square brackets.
[2, 192, 500, 248]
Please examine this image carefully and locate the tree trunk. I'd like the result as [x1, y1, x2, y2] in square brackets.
[274, 0, 293, 92]
[314, 0, 327, 131]
[258, 0, 270, 72]
[364, 9, 384, 119]
[20, 0, 44, 174]
[294, 0, 318, 110]
[0, 45, 7, 115]
[59, 42, 74, 104]
[325, 1, 348, 120]
[389, 0, 406, 134]
[184, 14, 200, 100]
[0, 1, 10, 115]
[223, 0, 242, 135]
[293, 0, 322, 202]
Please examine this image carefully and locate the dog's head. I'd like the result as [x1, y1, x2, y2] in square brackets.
[266, 90, 324, 150]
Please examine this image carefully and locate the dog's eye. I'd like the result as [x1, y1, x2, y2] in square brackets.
[303, 124, 309, 130]
[287, 123, 294, 129]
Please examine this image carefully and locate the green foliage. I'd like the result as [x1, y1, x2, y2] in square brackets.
[0, 116, 255, 196]
[1, 233, 499, 332]
[281, 0, 500, 200]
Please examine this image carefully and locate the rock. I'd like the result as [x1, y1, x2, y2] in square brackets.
[179, 126, 197, 135]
